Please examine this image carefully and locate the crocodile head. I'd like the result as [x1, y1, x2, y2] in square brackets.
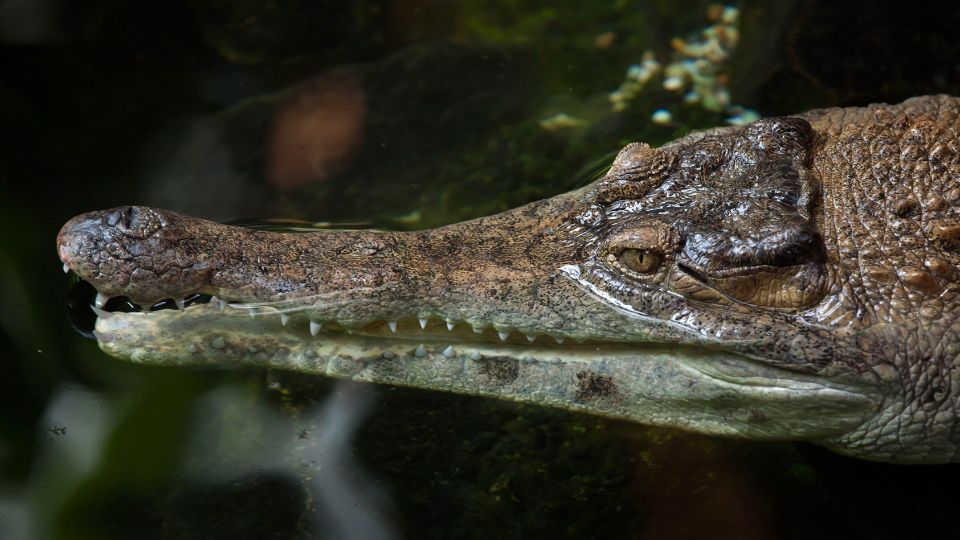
[57, 95, 960, 463]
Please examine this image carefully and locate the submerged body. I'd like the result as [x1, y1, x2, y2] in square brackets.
[58, 95, 960, 463]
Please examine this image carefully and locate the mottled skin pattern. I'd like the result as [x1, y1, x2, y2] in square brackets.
[58, 95, 960, 463]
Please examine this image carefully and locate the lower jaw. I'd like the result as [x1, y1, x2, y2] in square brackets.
[90, 302, 877, 442]
[91, 301, 653, 366]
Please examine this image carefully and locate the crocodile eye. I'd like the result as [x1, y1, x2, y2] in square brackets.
[618, 249, 662, 274]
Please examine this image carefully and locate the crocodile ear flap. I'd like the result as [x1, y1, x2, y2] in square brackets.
[737, 117, 820, 220]
[596, 143, 676, 203]
[740, 117, 816, 167]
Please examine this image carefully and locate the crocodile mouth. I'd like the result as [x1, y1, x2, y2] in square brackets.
[69, 276, 581, 353]
[82, 282, 876, 442]
[67, 264, 877, 444]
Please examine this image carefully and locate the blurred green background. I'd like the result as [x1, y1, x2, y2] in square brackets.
[2, 1, 960, 539]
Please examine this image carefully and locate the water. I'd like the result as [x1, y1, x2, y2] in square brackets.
[2, 1, 960, 538]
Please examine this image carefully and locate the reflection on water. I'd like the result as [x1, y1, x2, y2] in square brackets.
[179, 380, 397, 539]
[269, 71, 367, 190]
[3, 0, 960, 538]
[1, 386, 119, 540]
[302, 382, 397, 540]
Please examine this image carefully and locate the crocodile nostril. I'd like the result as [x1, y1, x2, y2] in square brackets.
[106, 206, 139, 228]
[125, 207, 142, 230]
[105, 206, 163, 238]
[121, 207, 137, 229]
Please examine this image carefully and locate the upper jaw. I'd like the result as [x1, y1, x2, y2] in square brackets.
[56, 193, 609, 343]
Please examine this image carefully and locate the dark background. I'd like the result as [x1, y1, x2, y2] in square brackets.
[2, 1, 959, 539]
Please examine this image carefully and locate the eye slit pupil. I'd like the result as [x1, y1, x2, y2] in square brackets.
[617, 248, 662, 274]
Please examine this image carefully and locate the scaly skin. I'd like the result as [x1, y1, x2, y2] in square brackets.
[57, 95, 960, 463]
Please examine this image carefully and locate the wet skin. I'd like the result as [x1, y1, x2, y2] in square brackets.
[58, 95, 960, 463]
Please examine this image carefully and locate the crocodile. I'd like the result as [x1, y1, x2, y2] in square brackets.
[57, 95, 960, 463]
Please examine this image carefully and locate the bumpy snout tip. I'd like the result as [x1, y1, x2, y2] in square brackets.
[57, 206, 210, 305]
[57, 209, 109, 273]
[58, 206, 163, 270]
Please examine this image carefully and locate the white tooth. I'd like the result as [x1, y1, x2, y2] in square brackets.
[472, 326, 483, 334]
[526, 334, 536, 342]
[469, 352, 482, 361]
[176, 299, 186, 310]
[419, 318, 428, 329]
[446, 321, 455, 331]
[216, 298, 227, 311]
[280, 313, 289, 326]
[554, 336, 565, 344]
[248, 308, 256, 318]
[498, 331, 509, 341]
[95, 293, 108, 308]
[310, 321, 321, 336]
[382, 350, 395, 359]
[442, 345, 455, 358]
[90, 305, 111, 319]
[388, 320, 398, 333]
[414, 344, 427, 357]
[62, 263, 69, 274]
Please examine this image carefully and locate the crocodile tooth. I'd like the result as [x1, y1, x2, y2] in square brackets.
[280, 313, 289, 326]
[62, 263, 69, 273]
[446, 321, 455, 331]
[388, 320, 398, 333]
[90, 305, 112, 319]
[526, 334, 536, 342]
[419, 318, 428, 329]
[469, 352, 482, 361]
[309, 321, 321, 336]
[249, 308, 258, 318]
[472, 326, 483, 334]
[554, 336, 565, 344]
[175, 298, 186, 311]
[498, 331, 509, 341]
[442, 345, 455, 358]
[94, 293, 108, 309]
[212, 296, 226, 311]
[414, 344, 427, 357]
